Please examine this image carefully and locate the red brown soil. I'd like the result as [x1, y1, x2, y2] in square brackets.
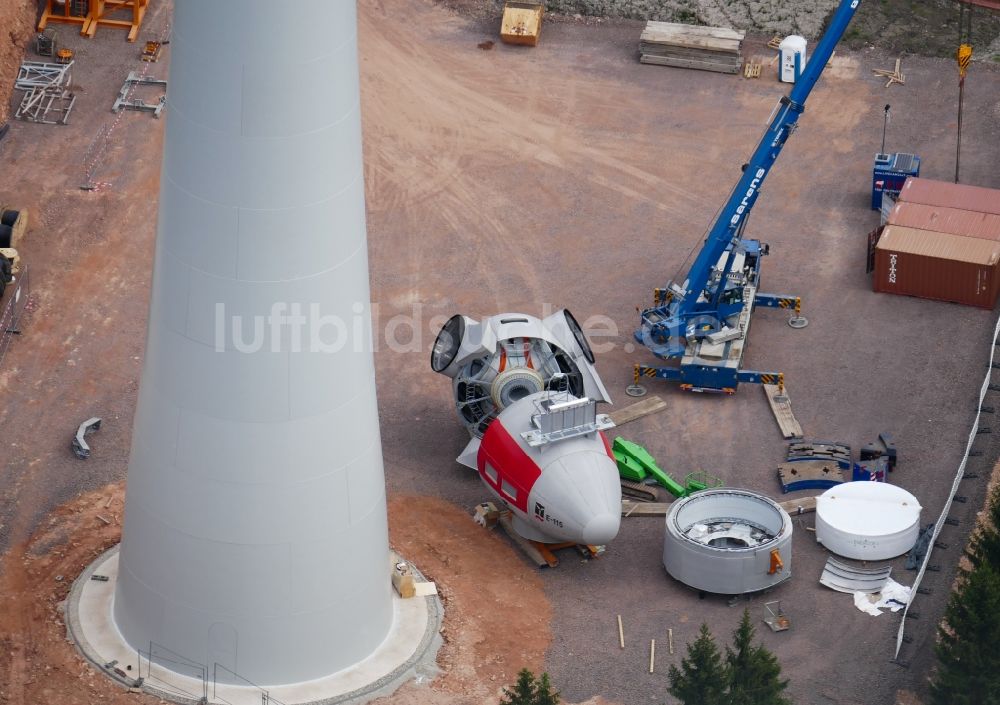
[0, 0, 36, 124]
[0, 487, 567, 705]
[381, 495, 553, 704]
[895, 690, 925, 705]
[0, 486, 130, 705]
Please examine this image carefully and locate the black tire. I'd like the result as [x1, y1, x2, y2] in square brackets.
[0, 225, 11, 249]
[0, 210, 17, 227]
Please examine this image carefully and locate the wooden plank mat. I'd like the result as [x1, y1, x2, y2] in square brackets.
[640, 35, 742, 52]
[622, 501, 669, 516]
[778, 495, 817, 515]
[608, 395, 668, 426]
[639, 20, 743, 75]
[640, 43, 742, 59]
[622, 496, 817, 518]
[643, 21, 744, 41]
[639, 55, 742, 74]
[763, 383, 803, 439]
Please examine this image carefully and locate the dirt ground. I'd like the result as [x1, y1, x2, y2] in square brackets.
[0, 486, 558, 705]
[0, 487, 127, 705]
[383, 495, 553, 704]
[0, 0, 35, 124]
[1, 0, 1000, 704]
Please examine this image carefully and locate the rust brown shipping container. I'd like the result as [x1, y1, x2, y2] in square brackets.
[963, 0, 1000, 11]
[897, 177, 1000, 216]
[887, 202, 1000, 241]
[873, 225, 1000, 309]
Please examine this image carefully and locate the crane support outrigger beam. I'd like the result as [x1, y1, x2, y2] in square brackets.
[632, 0, 862, 394]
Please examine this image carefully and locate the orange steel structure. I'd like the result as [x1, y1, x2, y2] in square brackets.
[38, 0, 148, 42]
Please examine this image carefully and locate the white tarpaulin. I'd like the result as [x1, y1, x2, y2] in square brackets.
[853, 578, 911, 616]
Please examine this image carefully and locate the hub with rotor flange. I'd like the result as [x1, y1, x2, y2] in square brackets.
[491, 367, 546, 408]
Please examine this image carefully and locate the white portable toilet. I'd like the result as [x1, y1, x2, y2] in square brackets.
[779, 35, 808, 83]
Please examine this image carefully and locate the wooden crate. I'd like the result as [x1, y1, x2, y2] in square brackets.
[500, 1, 543, 46]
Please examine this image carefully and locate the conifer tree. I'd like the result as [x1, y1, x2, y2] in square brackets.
[930, 562, 1000, 705]
[499, 669, 560, 705]
[725, 609, 790, 705]
[500, 668, 538, 705]
[667, 623, 726, 705]
[968, 485, 1000, 571]
[534, 672, 560, 705]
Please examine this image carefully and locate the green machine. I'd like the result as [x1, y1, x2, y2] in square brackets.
[613, 437, 721, 500]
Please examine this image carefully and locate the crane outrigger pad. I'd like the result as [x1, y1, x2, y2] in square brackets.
[763, 382, 803, 439]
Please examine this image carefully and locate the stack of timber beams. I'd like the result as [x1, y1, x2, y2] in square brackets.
[639, 22, 744, 74]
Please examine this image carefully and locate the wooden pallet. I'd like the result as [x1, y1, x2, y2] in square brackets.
[743, 58, 762, 78]
[608, 395, 667, 426]
[763, 383, 803, 439]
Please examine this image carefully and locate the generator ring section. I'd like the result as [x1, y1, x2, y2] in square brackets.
[663, 489, 793, 595]
[491, 368, 546, 408]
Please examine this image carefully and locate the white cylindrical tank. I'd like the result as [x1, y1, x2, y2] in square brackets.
[663, 489, 793, 594]
[779, 35, 808, 83]
[815, 482, 922, 560]
[113, 0, 393, 686]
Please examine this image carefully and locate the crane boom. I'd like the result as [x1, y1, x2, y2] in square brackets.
[632, 0, 862, 394]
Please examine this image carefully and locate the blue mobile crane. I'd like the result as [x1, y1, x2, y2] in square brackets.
[631, 0, 862, 395]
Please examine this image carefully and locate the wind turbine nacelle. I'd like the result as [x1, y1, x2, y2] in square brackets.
[478, 390, 621, 546]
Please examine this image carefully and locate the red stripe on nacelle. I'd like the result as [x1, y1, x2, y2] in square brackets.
[599, 431, 614, 460]
[478, 420, 541, 514]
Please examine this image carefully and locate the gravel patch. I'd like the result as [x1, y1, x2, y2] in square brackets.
[541, 0, 839, 37]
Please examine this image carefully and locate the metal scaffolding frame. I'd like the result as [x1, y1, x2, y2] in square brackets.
[14, 87, 77, 125]
[12, 60, 76, 125]
[15, 60, 73, 90]
[112, 71, 167, 117]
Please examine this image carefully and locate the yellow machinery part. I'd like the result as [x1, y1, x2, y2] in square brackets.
[768, 548, 784, 575]
[500, 1, 543, 46]
[957, 44, 973, 78]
